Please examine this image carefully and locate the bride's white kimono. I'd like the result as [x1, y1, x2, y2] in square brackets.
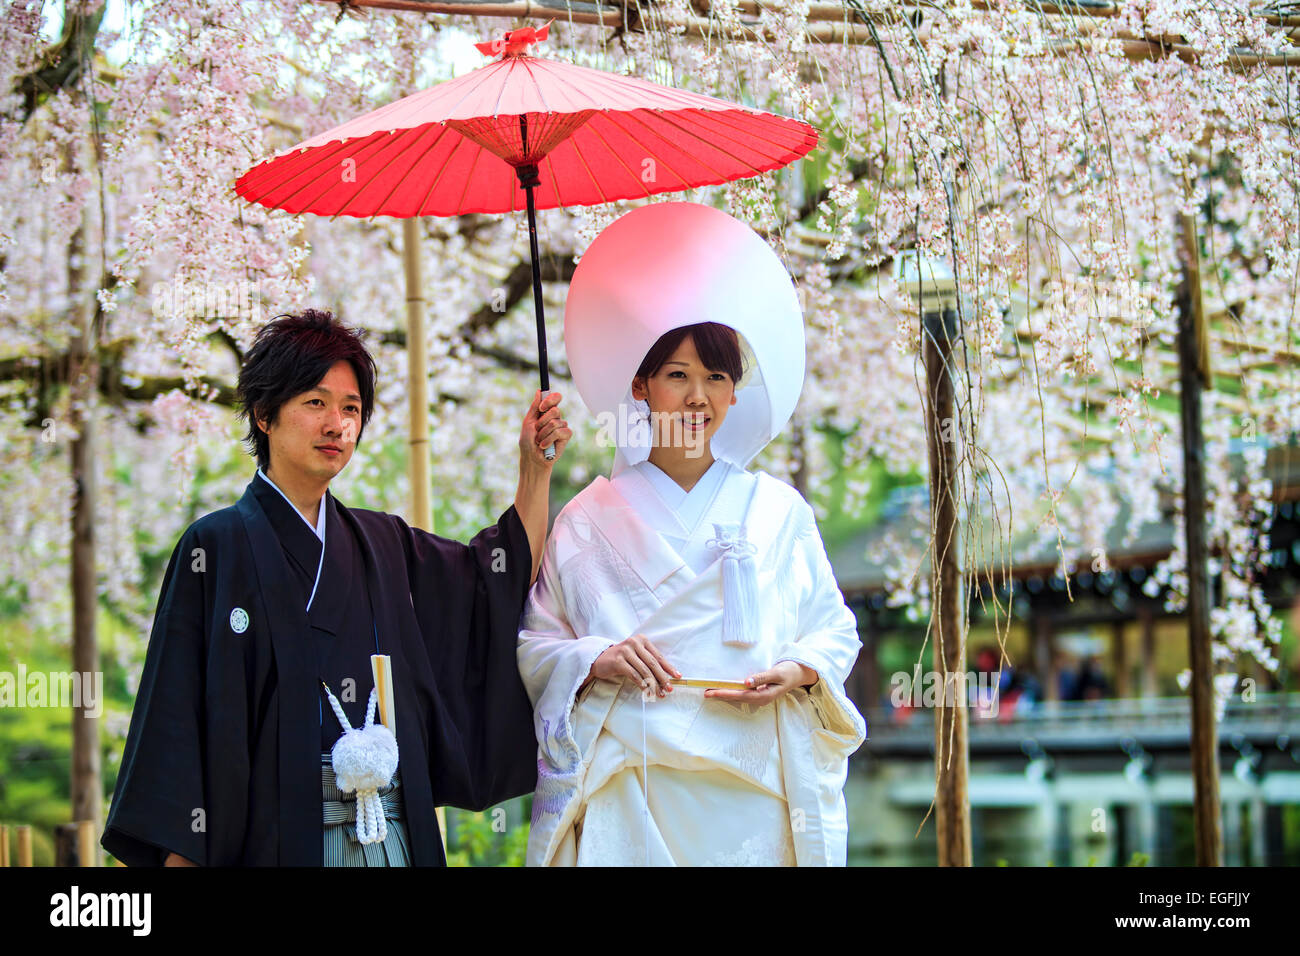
[517, 458, 866, 866]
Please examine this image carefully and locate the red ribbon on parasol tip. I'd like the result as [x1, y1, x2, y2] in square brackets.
[474, 18, 556, 59]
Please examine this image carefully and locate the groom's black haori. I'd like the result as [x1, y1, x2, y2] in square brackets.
[103, 310, 539, 866]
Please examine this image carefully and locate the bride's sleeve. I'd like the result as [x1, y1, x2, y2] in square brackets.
[517, 514, 617, 769]
[773, 498, 868, 745]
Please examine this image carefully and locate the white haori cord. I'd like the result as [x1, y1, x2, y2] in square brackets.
[641, 687, 650, 866]
[707, 523, 759, 648]
[323, 683, 399, 846]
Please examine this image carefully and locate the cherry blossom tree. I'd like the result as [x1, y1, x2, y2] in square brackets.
[2, 0, 1296, 864]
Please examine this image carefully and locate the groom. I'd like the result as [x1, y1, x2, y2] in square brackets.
[103, 309, 571, 866]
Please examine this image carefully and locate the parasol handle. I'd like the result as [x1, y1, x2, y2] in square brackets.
[516, 138, 556, 462]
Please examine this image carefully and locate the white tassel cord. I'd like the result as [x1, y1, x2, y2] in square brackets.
[709, 523, 759, 647]
[323, 683, 399, 846]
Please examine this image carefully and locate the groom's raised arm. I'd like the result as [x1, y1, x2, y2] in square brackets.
[514, 389, 572, 584]
[394, 505, 538, 811]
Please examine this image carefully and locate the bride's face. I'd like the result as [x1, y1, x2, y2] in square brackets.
[631, 335, 737, 451]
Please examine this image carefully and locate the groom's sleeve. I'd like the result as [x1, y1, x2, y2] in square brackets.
[396, 505, 540, 810]
[103, 526, 216, 866]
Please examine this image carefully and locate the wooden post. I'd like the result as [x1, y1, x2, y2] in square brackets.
[1223, 800, 1242, 866]
[1249, 798, 1268, 866]
[1140, 606, 1158, 699]
[1112, 619, 1130, 698]
[1177, 210, 1222, 866]
[1034, 612, 1058, 703]
[0, 824, 8, 866]
[923, 307, 971, 867]
[1137, 789, 1158, 865]
[16, 826, 32, 867]
[861, 607, 880, 711]
[53, 824, 79, 867]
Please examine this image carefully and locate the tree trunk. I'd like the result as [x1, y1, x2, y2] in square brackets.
[924, 308, 970, 866]
[66, 181, 102, 866]
[1177, 211, 1222, 866]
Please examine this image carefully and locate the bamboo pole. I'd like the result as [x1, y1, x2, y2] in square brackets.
[923, 307, 971, 867]
[319, 0, 620, 22]
[1177, 210, 1223, 867]
[401, 217, 448, 846]
[77, 820, 96, 867]
[403, 218, 432, 535]
[16, 826, 33, 867]
[309, 0, 1300, 30]
[304, 0, 1300, 68]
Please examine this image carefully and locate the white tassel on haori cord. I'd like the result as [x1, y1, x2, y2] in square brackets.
[707, 522, 759, 647]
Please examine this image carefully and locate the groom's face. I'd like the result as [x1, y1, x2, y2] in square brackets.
[257, 360, 362, 485]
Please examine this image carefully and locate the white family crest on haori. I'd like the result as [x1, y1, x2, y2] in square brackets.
[322, 683, 399, 845]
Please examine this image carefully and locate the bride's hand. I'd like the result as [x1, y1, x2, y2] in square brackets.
[704, 661, 818, 704]
[586, 634, 682, 699]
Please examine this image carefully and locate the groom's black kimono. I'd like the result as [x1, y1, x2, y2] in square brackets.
[102, 473, 538, 866]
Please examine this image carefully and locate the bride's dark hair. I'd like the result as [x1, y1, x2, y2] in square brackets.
[634, 322, 744, 384]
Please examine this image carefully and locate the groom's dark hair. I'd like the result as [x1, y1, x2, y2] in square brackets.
[237, 309, 378, 471]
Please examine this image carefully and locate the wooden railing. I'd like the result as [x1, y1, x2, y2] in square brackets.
[0, 820, 101, 867]
[862, 692, 1300, 754]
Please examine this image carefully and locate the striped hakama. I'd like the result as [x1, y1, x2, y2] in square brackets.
[321, 752, 411, 867]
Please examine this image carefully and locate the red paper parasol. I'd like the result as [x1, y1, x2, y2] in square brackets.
[236, 20, 820, 458]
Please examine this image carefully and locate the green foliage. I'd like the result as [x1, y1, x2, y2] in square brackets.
[0, 639, 72, 866]
[443, 801, 530, 867]
[0, 609, 138, 864]
[795, 425, 924, 550]
[1281, 804, 1300, 865]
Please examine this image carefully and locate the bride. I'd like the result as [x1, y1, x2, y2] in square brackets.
[517, 201, 866, 866]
